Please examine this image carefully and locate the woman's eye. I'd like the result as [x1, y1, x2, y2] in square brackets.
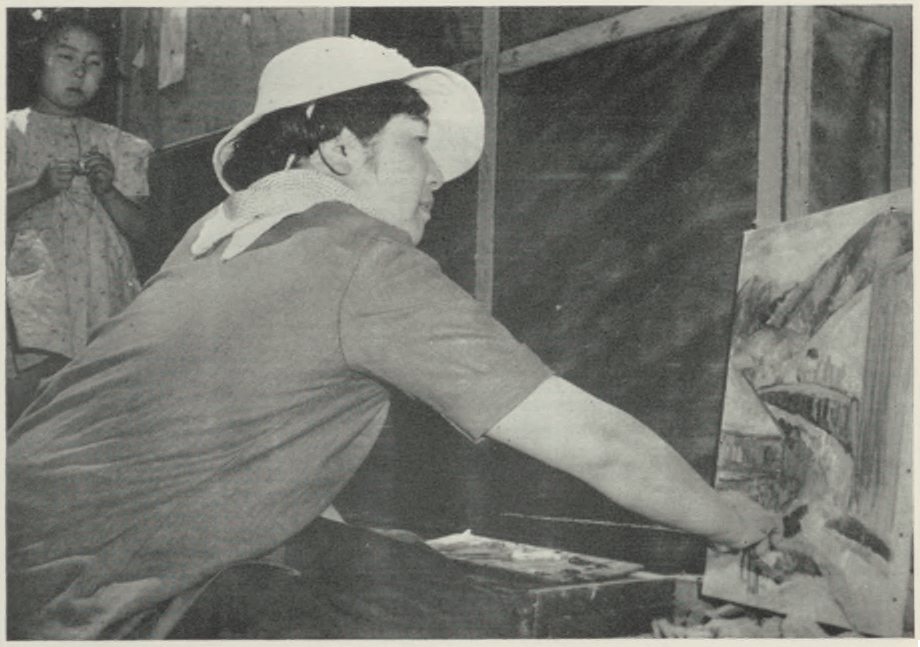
[86, 59, 103, 68]
[57, 53, 74, 61]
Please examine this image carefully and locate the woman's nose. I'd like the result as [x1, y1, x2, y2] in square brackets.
[73, 63, 86, 78]
[427, 152, 444, 190]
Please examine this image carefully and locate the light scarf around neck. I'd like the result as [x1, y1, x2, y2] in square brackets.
[190, 169, 383, 261]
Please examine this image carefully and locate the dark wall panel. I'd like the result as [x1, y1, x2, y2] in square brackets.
[809, 7, 893, 213]
[478, 9, 764, 571]
[350, 7, 483, 67]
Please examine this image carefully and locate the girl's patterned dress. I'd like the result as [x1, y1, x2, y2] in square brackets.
[6, 108, 153, 369]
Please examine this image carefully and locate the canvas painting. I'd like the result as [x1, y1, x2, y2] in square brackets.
[702, 191, 912, 637]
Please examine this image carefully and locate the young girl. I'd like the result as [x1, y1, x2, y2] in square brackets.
[6, 10, 153, 424]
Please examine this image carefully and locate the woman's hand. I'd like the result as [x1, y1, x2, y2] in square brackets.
[36, 160, 77, 199]
[82, 148, 116, 197]
[708, 490, 781, 552]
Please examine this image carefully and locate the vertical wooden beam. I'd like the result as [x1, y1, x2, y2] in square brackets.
[849, 249, 913, 636]
[886, 254, 914, 634]
[784, 6, 814, 220]
[475, 7, 499, 310]
[887, 11, 911, 191]
[332, 7, 350, 36]
[852, 252, 912, 533]
[755, 6, 789, 229]
[116, 9, 129, 129]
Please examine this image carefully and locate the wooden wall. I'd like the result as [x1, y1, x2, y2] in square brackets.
[119, 8, 342, 278]
[120, 7, 339, 148]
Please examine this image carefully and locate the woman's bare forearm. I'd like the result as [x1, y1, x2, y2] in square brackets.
[487, 376, 778, 548]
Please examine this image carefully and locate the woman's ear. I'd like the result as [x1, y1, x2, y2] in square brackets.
[316, 128, 368, 177]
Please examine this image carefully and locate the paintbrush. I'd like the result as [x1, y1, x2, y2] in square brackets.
[499, 511, 702, 534]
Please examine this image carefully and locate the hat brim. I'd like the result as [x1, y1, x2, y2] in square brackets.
[212, 66, 483, 193]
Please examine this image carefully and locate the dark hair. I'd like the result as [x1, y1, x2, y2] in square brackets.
[221, 80, 430, 191]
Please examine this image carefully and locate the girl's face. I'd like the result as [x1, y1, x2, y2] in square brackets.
[35, 26, 105, 116]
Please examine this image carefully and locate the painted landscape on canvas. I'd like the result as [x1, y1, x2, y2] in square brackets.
[702, 192, 912, 637]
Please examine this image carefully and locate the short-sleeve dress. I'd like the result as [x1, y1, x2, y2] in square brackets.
[6, 108, 153, 367]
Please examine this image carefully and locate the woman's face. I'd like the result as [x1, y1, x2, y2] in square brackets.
[351, 114, 445, 245]
[35, 26, 105, 116]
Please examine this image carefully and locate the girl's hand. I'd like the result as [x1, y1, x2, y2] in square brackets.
[708, 490, 781, 552]
[82, 148, 116, 197]
[36, 160, 77, 199]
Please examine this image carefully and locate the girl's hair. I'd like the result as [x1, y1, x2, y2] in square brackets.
[221, 80, 430, 191]
[21, 9, 118, 98]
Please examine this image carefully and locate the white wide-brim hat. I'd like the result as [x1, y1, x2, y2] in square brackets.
[213, 36, 485, 193]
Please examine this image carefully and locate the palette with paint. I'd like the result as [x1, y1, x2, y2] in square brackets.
[427, 530, 643, 584]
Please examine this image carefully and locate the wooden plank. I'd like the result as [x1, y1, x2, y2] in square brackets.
[479, 512, 706, 575]
[784, 6, 814, 220]
[848, 252, 912, 637]
[525, 577, 676, 638]
[885, 254, 914, 633]
[887, 11, 911, 191]
[852, 253, 912, 531]
[755, 6, 790, 229]
[453, 6, 738, 80]
[332, 7, 350, 37]
[116, 9, 130, 129]
[136, 8, 336, 147]
[475, 7, 499, 310]
[148, 9, 164, 149]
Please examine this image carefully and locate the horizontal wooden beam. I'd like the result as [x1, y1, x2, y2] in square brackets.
[454, 6, 739, 80]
